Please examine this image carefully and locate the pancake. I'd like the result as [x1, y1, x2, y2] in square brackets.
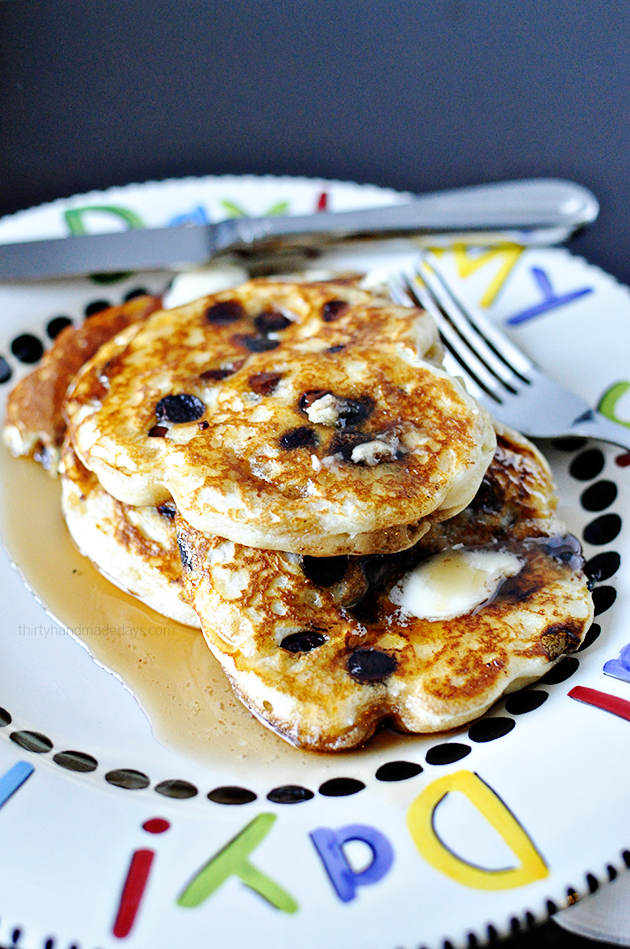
[176, 425, 593, 750]
[3, 294, 162, 472]
[60, 439, 199, 628]
[64, 279, 497, 556]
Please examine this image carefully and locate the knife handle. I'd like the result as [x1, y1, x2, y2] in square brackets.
[216, 178, 599, 252]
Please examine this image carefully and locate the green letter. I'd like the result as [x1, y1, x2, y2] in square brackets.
[177, 813, 298, 913]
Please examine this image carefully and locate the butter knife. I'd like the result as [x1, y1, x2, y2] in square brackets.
[0, 178, 598, 280]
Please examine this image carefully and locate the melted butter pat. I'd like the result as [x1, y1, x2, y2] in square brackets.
[391, 548, 522, 621]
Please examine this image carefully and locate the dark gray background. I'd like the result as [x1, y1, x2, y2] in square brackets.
[0, 2, 626, 947]
[1, 0, 629, 284]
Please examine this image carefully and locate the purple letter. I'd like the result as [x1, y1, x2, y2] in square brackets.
[310, 824, 394, 902]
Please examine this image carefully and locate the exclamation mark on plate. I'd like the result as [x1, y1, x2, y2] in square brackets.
[113, 818, 170, 938]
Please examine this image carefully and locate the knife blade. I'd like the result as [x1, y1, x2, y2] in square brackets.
[0, 178, 598, 280]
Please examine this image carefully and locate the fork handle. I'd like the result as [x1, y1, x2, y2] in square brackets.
[568, 410, 630, 453]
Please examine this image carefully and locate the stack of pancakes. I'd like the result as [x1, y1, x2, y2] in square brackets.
[3, 277, 594, 750]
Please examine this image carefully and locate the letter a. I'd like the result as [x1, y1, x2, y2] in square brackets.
[407, 770, 548, 890]
[177, 813, 298, 913]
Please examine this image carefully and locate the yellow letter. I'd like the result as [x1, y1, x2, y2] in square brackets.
[407, 770, 548, 890]
[452, 243, 524, 308]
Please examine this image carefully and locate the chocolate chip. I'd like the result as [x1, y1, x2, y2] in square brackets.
[328, 430, 374, 460]
[347, 648, 397, 683]
[33, 445, 53, 470]
[542, 534, 583, 570]
[301, 555, 349, 587]
[205, 300, 244, 325]
[469, 476, 503, 514]
[299, 389, 331, 411]
[148, 425, 168, 438]
[280, 426, 318, 450]
[337, 396, 373, 427]
[249, 372, 282, 395]
[158, 502, 177, 518]
[322, 299, 349, 322]
[232, 333, 280, 352]
[200, 368, 233, 381]
[299, 391, 373, 427]
[254, 310, 292, 333]
[156, 394, 206, 424]
[177, 537, 193, 570]
[280, 630, 327, 653]
[200, 359, 245, 381]
[198, 420, 209, 430]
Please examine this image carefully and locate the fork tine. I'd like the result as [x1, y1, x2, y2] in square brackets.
[413, 253, 533, 382]
[388, 273, 490, 401]
[393, 252, 630, 452]
[407, 277, 508, 401]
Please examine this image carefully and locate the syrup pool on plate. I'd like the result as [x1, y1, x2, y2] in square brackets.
[0, 447, 420, 776]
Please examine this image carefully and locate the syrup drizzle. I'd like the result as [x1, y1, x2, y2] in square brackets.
[0, 449, 410, 775]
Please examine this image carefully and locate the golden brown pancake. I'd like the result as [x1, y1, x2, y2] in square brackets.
[3, 294, 162, 472]
[60, 440, 199, 628]
[64, 279, 496, 556]
[177, 425, 593, 750]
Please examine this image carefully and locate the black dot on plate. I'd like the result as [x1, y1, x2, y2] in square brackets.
[11, 333, 43, 364]
[155, 779, 198, 799]
[425, 743, 471, 766]
[585, 551, 621, 583]
[570, 448, 605, 481]
[84, 299, 111, 318]
[46, 315, 73, 339]
[592, 585, 617, 616]
[44, 939, 54, 949]
[319, 777, 365, 797]
[540, 657, 580, 685]
[468, 717, 515, 743]
[586, 872, 599, 894]
[267, 785, 314, 804]
[580, 481, 618, 512]
[207, 786, 257, 805]
[583, 514, 622, 546]
[504, 690, 549, 715]
[105, 769, 150, 789]
[124, 287, 149, 301]
[0, 356, 11, 383]
[578, 623, 601, 652]
[10, 730, 52, 753]
[53, 750, 98, 772]
[375, 760, 423, 782]
[552, 436, 588, 452]
[0, 707, 12, 726]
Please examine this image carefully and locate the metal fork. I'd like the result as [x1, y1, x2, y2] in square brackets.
[391, 252, 630, 452]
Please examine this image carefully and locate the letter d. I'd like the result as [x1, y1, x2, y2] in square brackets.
[407, 770, 548, 890]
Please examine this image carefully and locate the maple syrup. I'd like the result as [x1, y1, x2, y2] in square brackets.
[0, 448, 417, 775]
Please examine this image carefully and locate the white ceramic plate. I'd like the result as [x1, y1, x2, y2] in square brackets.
[0, 175, 628, 949]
